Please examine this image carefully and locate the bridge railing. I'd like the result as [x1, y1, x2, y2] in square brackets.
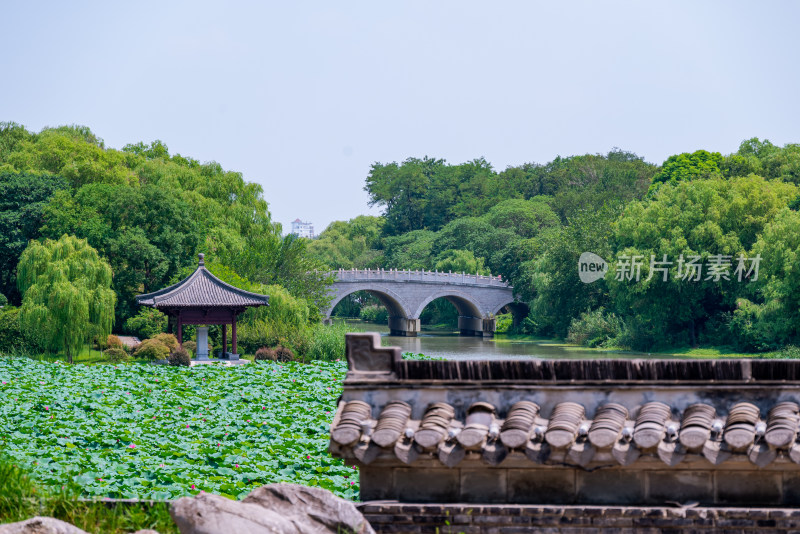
[326, 268, 511, 288]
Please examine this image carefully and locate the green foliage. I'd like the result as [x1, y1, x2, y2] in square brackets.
[17, 235, 116, 363]
[0, 307, 25, 353]
[307, 322, 351, 362]
[359, 304, 388, 324]
[524, 206, 618, 337]
[382, 230, 437, 270]
[134, 338, 169, 361]
[0, 293, 6, 307]
[434, 249, 490, 275]
[495, 313, 513, 334]
[168, 347, 191, 367]
[0, 124, 324, 327]
[0, 358, 357, 501]
[608, 176, 797, 349]
[154, 333, 179, 353]
[306, 216, 386, 269]
[0, 456, 179, 533]
[566, 308, 626, 348]
[41, 183, 201, 324]
[123, 308, 167, 339]
[402, 352, 446, 361]
[0, 171, 68, 304]
[103, 348, 129, 363]
[182, 341, 197, 355]
[651, 150, 724, 190]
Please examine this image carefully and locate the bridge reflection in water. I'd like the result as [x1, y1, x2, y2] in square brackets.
[323, 268, 521, 337]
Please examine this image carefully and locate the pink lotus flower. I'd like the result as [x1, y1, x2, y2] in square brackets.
[186, 424, 190, 428]
[306, 455, 311, 459]
[235, 464, 239, 468]
[191, 484, 196, 490]
[128, 443, 136, 449]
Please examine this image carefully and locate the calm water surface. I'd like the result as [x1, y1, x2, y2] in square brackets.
[344, 321, 672, 360]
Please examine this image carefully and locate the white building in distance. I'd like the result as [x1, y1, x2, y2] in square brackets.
[290, 219, 315, 238]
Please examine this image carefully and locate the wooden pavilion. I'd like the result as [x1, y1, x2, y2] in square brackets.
[135, 254, 269, 357]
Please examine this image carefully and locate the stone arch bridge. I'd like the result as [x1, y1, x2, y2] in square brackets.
[322, 269, 519, 337]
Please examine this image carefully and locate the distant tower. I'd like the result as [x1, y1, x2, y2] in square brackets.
[290, 219, 315, 239]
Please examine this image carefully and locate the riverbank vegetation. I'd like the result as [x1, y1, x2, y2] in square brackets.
[2, 121, 799, 357]
[0, 122, 334, 362]
[310, 140, 800, 353]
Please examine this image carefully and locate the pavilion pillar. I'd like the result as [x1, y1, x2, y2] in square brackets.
[232, 314, 238, 355]
[177, 314, 183, 347]
[222, 324, 227, 357]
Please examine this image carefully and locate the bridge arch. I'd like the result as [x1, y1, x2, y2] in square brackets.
[326, 285, 412, 319]
[411, 289, 485, 320]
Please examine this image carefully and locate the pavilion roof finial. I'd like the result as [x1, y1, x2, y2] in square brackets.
[198, 253, 205, 266]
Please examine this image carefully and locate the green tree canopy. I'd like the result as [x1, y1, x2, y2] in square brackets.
[17, 235, 116, 363]
[608, 175, 797, 348]
[0, 172, 68, 304]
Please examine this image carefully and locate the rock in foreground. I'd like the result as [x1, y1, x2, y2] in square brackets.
[0, 517, 90, 534]
[170, 483, 374, 534]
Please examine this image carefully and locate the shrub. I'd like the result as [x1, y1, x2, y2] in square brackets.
[274, 345, 294, 363]
[103, 347, 129, 363]
[0, 293, 7, 307]
[168, 347, 191, 367]
[123, 308, 167, 339]
[106, 334, 123, 350]
[134, 338, 169, 361]
[566, 308, 625, 348]
[254, 347, 276, 361]
[359, 305, 388, 324]
[0, 307, 24, 353]
[153, 333, 178, 353]
[183, 340, 197, 355]
[495, 313, 513, 334]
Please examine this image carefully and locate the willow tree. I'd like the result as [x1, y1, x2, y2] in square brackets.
[17, 234, 116, 363]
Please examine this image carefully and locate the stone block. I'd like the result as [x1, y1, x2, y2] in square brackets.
[360, 467, 395, 501]
[460, 468, 507, 503]
[646, 470, 714, 505]
[395, 468, 460, 502]
[716, 471, 782, 505]
[576, 469, 645, 505]
[785, 472, 800, 506]
[507, 468, 575, 504]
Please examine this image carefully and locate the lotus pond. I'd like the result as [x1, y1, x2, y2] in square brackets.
[0, 358, 358, 501]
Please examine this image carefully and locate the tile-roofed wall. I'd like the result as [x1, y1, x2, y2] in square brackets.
[331, 333, 800, 506]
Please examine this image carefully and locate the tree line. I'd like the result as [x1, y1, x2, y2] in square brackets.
[308, 139, 800, 352]
[0, 123, 334, 360]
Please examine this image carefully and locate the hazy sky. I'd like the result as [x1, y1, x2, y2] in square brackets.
[2, 2, 798, 233]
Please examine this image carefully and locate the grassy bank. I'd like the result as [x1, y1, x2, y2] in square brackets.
[0, 459, 178, 533]
[493, 333, 779, 359]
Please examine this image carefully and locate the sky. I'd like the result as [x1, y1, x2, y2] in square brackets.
[2, 1, 799, 233]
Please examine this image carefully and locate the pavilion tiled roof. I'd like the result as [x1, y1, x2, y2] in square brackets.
[136, 254, 269, 309]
